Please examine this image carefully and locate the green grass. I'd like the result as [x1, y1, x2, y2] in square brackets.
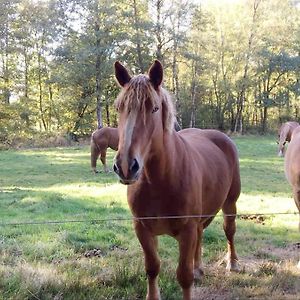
[0, 136, 299, 299]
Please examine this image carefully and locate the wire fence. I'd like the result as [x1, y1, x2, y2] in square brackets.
[0, 211, 298, 227]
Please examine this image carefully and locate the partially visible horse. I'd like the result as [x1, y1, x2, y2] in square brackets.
[90, 127, 118, 173]
[277, 121, 299, 157]
[284, 125, 300, 231]
[113, 60, 241, 300]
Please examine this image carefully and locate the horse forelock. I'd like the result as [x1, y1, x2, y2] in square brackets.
[115, 74, 175, 132]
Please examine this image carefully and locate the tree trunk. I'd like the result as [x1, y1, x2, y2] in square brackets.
[95, 20, 103, 129]
[24, 47, 29, 99]
[2, 26, 10, 104]
[189, 62, 196, 128]
[48, 84, 53, 131]
[262, 105, 268, 133]
[233, 0, 261, 133]
[133, 0, 144, 73]
[105, 96, 110, 127]
[154, 0, 164, 63]
[37, 48, 47, 131]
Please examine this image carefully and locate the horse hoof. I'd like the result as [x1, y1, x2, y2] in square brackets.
[226, 260, 239, 272]
[194, 267, 204, 281]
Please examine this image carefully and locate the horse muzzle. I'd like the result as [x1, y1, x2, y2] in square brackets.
[113, 157, 141, 185]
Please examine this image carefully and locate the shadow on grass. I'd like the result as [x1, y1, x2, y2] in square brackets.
[0, 147, 117, 189]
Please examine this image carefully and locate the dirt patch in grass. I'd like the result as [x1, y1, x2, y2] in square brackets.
[192, 244, 300, 300]
[193, 287, 231, 300]
[239, 214, 267, 225]
[265, 242, 300, 261]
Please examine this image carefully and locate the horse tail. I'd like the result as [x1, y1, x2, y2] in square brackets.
[91, 133, 101, 173]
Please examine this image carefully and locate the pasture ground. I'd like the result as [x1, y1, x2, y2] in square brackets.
[0, 135, 299, 299]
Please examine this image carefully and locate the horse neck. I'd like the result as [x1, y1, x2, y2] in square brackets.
[144, 130, 181, 181]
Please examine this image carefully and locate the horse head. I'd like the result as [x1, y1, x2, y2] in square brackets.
[113, 60, 174, 185]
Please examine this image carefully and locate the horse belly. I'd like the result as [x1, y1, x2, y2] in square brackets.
[140, 219, 189, 236]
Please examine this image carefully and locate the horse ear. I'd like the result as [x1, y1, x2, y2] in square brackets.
[148, 60, 163, 90]
[114, 61, 132, 87]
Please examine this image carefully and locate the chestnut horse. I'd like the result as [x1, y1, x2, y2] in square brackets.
[113, 60, 241, 300]
[284, 125, 300, 231]
[90, 127, 118, 173]
[277, 121, 299, 157]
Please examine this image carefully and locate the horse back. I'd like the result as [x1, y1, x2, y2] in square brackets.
[178, 128, 239, 169]
[91, 127, 118, 151]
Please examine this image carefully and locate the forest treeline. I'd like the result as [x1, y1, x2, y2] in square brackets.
[0, 0, 300, 145]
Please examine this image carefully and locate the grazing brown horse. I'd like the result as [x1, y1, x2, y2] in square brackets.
[90, 127, 118, 173]
[284, 125, 300, 231]
[277, 121, 299, 157]
[113, 60, 241, 300]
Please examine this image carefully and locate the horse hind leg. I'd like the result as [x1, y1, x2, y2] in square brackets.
[91, 141, 100, 173]
[292, 187, 300, 231]
[221, 177, 240, 272]
[100, 149, 108, 173]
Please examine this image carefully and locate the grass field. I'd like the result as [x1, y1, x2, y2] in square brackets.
[0, 136, 299, 299]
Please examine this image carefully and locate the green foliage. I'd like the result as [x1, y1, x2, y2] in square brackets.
[0, 0, 300, 138]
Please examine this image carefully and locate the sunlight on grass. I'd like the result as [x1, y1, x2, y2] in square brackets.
[9, 183, 128, 204]
[44, 183, 127, 199]
[238, 193, 297, 214]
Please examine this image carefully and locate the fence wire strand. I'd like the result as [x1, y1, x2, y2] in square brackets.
[0, 211, 298, 227]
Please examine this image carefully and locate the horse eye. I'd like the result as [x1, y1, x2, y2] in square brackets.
[152, 107, 159, 113]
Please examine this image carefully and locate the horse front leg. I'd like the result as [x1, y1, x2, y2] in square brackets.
[134, 221, 161, 300]
[193, 224, 204, 280]
[292, 188, 300, 231]
[177, 222, 197, 300]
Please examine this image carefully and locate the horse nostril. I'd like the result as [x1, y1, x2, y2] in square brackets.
[113, 163, 119, 174]
[130, 158, 139, 175]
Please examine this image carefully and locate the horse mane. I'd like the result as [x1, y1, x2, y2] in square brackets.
[115, 74, 175, 132]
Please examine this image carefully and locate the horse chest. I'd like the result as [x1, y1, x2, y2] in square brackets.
[128, 187, 190, 216]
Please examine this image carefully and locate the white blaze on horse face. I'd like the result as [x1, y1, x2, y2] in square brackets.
[120, 111, 138, 177]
